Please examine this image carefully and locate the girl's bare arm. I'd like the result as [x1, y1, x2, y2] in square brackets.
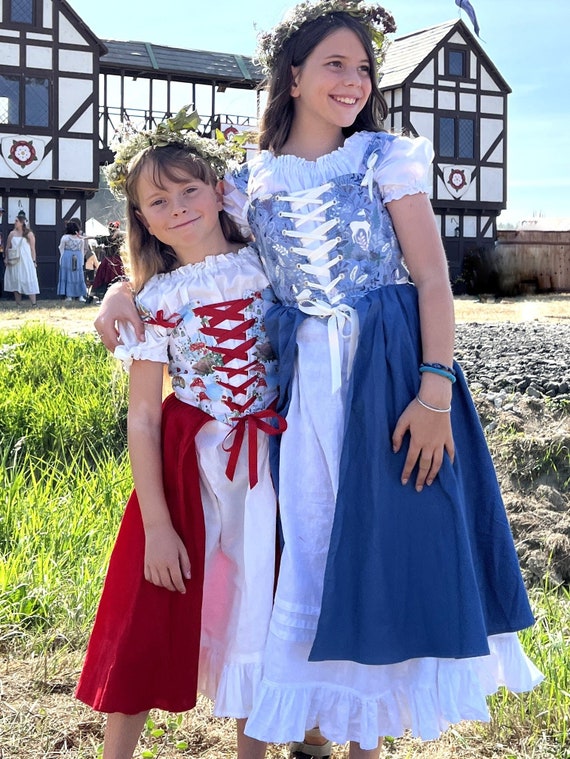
[128, 359, 190, 592]
[387, 192, 456, 492]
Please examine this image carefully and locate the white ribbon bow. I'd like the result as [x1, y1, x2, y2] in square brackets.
[360, 152, 379, 201]
[297, 299, 359, 394]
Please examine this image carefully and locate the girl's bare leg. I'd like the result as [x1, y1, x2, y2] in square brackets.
[237, 718, 267, 759]
[103, 711, 149, 759]
[348, 738, 383, 759]
[14, 292, 22, 304]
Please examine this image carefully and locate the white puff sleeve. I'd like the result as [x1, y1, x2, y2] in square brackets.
[114, 321, 170, 370]
[113, 282, 173, 369]
[372, 134, 434, 204]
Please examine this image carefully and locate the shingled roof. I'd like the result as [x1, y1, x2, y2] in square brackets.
[100, 39, 264, 89]
[379, 19, 510, 92]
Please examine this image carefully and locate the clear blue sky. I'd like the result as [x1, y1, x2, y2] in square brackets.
[70, 0, 570, 221]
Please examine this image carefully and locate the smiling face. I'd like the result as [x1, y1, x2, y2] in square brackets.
[290, 27, 372, 135]
[134, 165, 227, 264]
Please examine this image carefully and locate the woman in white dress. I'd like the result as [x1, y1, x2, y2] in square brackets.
[3, 215, 40, 305]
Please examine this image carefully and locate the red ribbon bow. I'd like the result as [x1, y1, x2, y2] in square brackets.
[144, 310, 183, 329]
[223, 407, 287, 489]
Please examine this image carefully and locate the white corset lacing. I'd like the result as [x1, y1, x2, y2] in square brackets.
[277, 182, 359, 392]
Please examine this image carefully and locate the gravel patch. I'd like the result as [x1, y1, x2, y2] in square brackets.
[456, 321, 570, 399]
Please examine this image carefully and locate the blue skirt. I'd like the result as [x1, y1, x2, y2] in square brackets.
[266, 283, 535, 666]
[57, 248, 87, 298]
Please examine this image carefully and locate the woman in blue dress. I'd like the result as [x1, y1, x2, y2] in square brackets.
[223, 2, 542, 755]
[57, 219, 88, 301]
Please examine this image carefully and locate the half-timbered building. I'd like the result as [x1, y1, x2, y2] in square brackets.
[0, 0, 262, 293]
[380, 19, 511, 282]
[0, 0, 105, 291]
[1, 3, 510, 293]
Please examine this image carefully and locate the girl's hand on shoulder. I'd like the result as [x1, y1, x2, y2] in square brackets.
[143, 522, 191, 593]
[392, 398, 455, 492]
[94, 280, 144, 352]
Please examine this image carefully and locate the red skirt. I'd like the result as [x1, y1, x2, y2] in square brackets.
[75, 395, 211, 714]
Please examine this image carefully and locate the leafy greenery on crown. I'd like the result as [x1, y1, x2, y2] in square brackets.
[255, 0, 397, 75]
[104, 107, 246, 198]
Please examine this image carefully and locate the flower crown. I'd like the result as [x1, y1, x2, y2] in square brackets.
[104, 107, 246, 198]
[255, 0, 397, 75]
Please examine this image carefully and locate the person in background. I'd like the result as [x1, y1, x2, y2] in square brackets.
[57, 220, 88, 302]
[91, 221, 126, 299]
[3, 212, 39, 306]
[84, 241, 100, 301]
[0, 206, 5, 298]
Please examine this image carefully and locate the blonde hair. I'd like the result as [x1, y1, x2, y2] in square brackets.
[124, 144, 249, 292]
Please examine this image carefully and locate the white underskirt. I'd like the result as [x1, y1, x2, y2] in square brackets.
[194, 420, 277, 717]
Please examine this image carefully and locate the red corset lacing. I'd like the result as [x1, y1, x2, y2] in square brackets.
[189, 297, 287, 488]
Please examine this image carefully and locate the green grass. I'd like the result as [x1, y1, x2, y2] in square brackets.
[0, 326, 131, 646]
[0, 325, 128, 464]
[0, 325, 568, 758]
[485, 583, 570, 753]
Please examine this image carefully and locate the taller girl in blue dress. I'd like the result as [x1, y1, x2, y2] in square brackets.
[222, 1, 542, 755]
[94, 2, 542, 757]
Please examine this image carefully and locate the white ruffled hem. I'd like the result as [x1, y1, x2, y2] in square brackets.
[198, 645, 264, 719]
[244, 634, 543, 748]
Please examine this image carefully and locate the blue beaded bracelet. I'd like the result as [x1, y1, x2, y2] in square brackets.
[420, 361, 456, 375]
[419, 362, 456, 383]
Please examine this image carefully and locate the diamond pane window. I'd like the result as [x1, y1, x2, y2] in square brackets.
[439, 117, 455, 157]
[25, 77, 50, 127]
[458, 118, 474, 159]
[11, 0, 34, 24]
[448, 50, 466, 78]
[0, 75, 20, 125]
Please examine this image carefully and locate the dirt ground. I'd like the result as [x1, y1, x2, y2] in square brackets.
[0, 292, 570, 334]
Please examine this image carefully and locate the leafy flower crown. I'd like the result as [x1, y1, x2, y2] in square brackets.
[104, 107, 246, 198]
[255, 0, 397, 75]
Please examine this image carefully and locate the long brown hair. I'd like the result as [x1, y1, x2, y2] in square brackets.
[258, 12, 388, 154]
[124, 144, 250, 292]
[15, 216, 32, 239]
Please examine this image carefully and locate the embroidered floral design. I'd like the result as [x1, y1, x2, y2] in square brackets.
[447, 169, 467, 191]
[136, 289, 278, 424]
[8, 140, 38, 168]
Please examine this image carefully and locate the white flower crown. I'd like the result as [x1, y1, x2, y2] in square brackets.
[104, 107, 247, 198]
[255, 0, 397, 75]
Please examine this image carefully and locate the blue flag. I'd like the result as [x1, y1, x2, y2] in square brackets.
[455, 0, 481, 37]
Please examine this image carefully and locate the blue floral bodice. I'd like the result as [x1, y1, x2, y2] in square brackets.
[228, 131, 435, 315]
[250, 174, 408, 311]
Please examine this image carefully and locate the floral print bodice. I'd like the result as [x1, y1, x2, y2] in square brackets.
[224, 131, 433, 314]
[115, 247, 279, 427]
[59, 234, 84, 252]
